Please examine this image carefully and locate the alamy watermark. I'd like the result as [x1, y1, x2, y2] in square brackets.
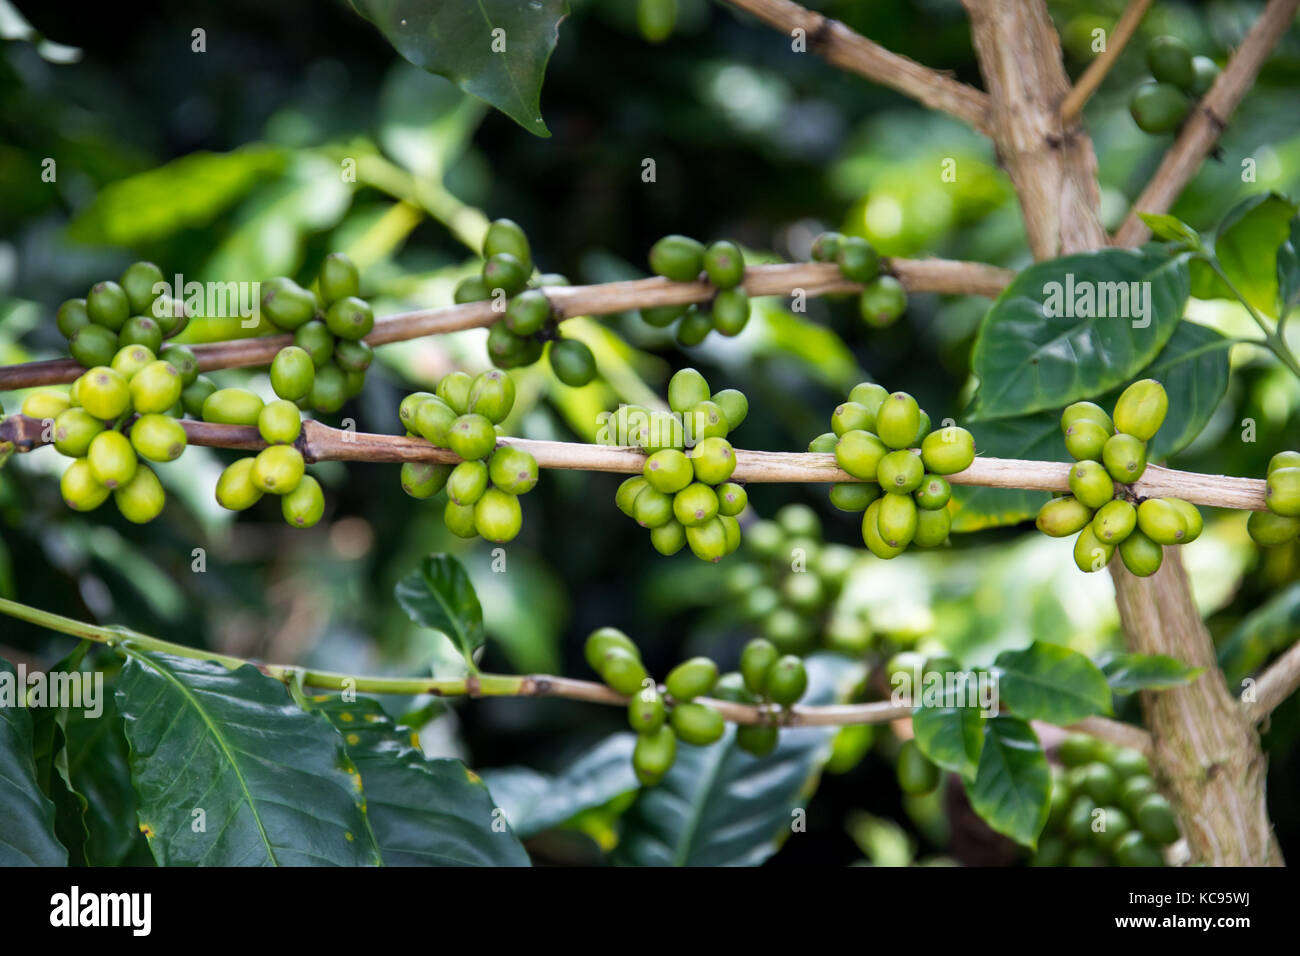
[1043, 273, 1151, 329]
[595, 404, 719, 449]
[0, 663, 103, 718]
[890, 662, 999, 716]
[151, 274, 262, 328]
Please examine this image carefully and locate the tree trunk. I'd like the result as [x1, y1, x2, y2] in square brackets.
[963, 0, 1282, 865]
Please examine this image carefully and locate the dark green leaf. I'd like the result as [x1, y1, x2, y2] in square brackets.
[1277, 218, 1300, 309]
[0, 657, 67, 865]
[993, 642, 1112, 724]
[971, 248, 1190, 418]
[27, 643, 92, 866]
[64, 692, 144, 866]
[911, 702, 984, 781]
[114, 649, 375, 866]
[1139, 213, 1202, 249]
[1191, 192, 1299, 317]
[614, 654, 864, 866]
[481, 733, 638, 839]
[966, 715, 1050, 848]
[351, 0, 567, 137]
[1218, 581, 1300, 683]
[1095, 651, 1202, 694]
[395, 554, 486, 668]
[313, 695, 529, 866]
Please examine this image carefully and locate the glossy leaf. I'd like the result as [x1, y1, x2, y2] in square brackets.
[64, 692, 145, 867]
[966, 715, 1050, 848]
[314, 695, 529, 866]
[395, 554, 486, 668]
[614, 654, 864, 866]
[911, 701, 984, 781]
[1095, 651, 1202, 695]
[481, 733, 638, 839]
[971, 248, 1190, 419]
[1191, 192, 1299, 317]
[993, 641, 1113, 724]
[351, 0, 567, 137]
[114, 649, 375, 866]
[0, 658, 67, 865]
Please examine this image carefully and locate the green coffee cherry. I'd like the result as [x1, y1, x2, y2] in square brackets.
[334, 339, 373, 375]
[675, 307, 713, 346]
[488, 446, 538, 495]
[1057, 733, 1103, 768]
[628, 685, 666, 734]
[1130, 81, 1189, 133]
[448, 460, 489, 506]
[711, 288, 750, 337]
[159, 344, 198, 385]
[632, 725, 676, 786]
[848, 382, 888, 419]
[114, 464, 165, 524]
[1102, 433, 1147, 484]
[913, 507, 951, 548]
[716, 482, 747, 516]
[61, 458, 110, 512]
[875, 392, 920, 450]
[118, 315, 163, 353]
[130, 360, 182, 415]
[1077, 761, 1120, 804]
[181, 377, 217, 418]
[897, 739, 940, 796]
[1112, 749, 1150, 780]
[1247, 509, 1300, 547]
[616, 476, 650, 517]
[810, 231, 843, 262]
[1137, 498, 1188, 545]
[482, 253, 529, 297]
[549, 338, 597, 387]
[1113, 379, 1167, 441]
[57, 299, 92, 339]
[686, 400, 728, 443]
[215, 458, 263, 511]
[401, 461, 451, 499]
[649, 235, 705, 282]
[1064, 420, 1110, 462]
[668, 368, 710, 414]
[665, 657, 719, 702]
[1074, 525, 1115, 573]
[685, 518, 729, 562]
[150, 296, 190, 338]
[670, 702, 725, 746]
[914, 474, 951, 510]
[475, 487, 523, 543]
[447, 414, 497, 461]
[294, 320, 335, 367]
[260, 277, 318, 331]
[650, 520, 686, 555]
[703, 240, 745, 289]
[110, 344, 155, 380]
[399, 392, 434, 431]
[1268, 450, 1300, 474]
[673, 482, 718, 526]
[130, 414, 187, 462]
[1146, 36, 1195, 90]
[831, 401, 873, 437]
[1114, 831, 1164, 867]
[324, 296, 374, 341]
[633, 487, 673, 528]
[444, 500, 479, 538]
[835, 236, 880, 283]
[720, 514, 742, 554]
[600, 646, 649, 695]
[1166, 498, 1202, 542]
[644, 449, 694, 494]
[878, 449, 924, 493]
[1119, 529, 1164, 577]
[862, 499, 905, 559]
[1061, 401, 1114, 434]
[415, 397, 457, 447]
[1121, 775, 1157, 812]
[1092, 499, 1136, 545]
[1190, 55, 1219, 97]
[766, 655, 808, 706]
[690, 436, 735, 485]
[258, 400, 302, 445]
[740, 638, 779, 696]
[639, 303, 686, 328]
[1135, 793, 1179, 844]
[762, 607, 814, 653]
[911, 411, 932, 448]
[70, 325, 119, 369]
[829, 481, 878, 512]
[920, 426, 975, 475]
[504, 289, 550, 335]
[252, 445, 305, 495]
[203, 388, 264, 426]
[736, 725, 778, 757]
[487, 321, 534, 369]
[87, 430, 137, 489]
[86, 281, 130, 331]
[465, 369, 515, 424]
[1266, 466, 1300, 516]
[454, 275, 490, 304]
[482, 218, 533, 273]
[835, 429, 887, 480]
[585, 627, 640, 672]
[858, 276, 906, 328]
[78, 366, 131, 421]
[22, 390, 71, 420]
[270, 346, 316, 401]
[281, 475, 325, 528]
[318, 253, 360, 306]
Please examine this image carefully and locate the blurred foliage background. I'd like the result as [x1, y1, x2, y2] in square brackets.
[2, 0, 1300, 865]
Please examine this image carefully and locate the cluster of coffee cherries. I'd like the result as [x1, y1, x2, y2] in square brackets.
[1247, 450, 1300, 548]
[585, 627, 809, 785]
[397, 370, 537, 544]
[612, 368, 749, 561]
[1130, 36, 1220, 134]
[1036, 733, 1179, 867]
[209, 396, 324, 528]
[727, 504, 868, 656]
[1036, 380, 1201, 576]
[809, 231, 907, 328]
[454, 219, 596, 387]
[641, 235, 751, 346]
[813, 382, 974, 558]
[56, 261, 191, 369]
[28, 347, 188, 523]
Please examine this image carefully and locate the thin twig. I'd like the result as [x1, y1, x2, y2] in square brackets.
[0, 258, 1013, 392]
[721, 0, 992, 134]
[1112, 0, 1300, 246]
[0, 415, 1270, 510]
[1246, 637, 1300, 721]
[1059, 0, 1154, 123]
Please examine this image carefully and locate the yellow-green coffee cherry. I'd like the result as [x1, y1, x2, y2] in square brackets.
[1266, 467, 1300, 517]
[643, 449, 693, 493]
[670, 702, 725, 746]
[616, 476, 650, 517]
[1069, 460, 1114, 509]
[914, 474, 951, 510]
[832, 401, 874, 436]
[1061, 401, 1115, 435]
[260, 277, 318, 330]
[1092, 499, 1137, 545]
[1119, 530, 1163, 577]
[1113, 379, 1168, 441]
[436, 371, 473, 415]
[159, 344, 198, 385]
[1268, 451, 1300, 474]
[633, 488, 673, 528]
[203, 387, 265, 426]
[258, 399, 302, 445]
[687, 400, 728, 442]
[673, 482, 718, 526]
[281, 475, 326, 528]
[293, 320, 335, 367]
[717, 482, 747, 516]
[488, 446, 539, 495]
[448, 460, 489, 506]
[650, 520, 686, 555]
[216, 458, 263, 511]
[829, 482, 878, 512]
[585, 627, 639, 672]
[78, 366, 131, 421]
[252, 445, 305, 495]
[1074, 525, 1115, 573]
[920, 426, 975, 475]
[600, 646, 649, 695]
[22, 390, 71, 420]
[1037, 496, 1094, 536]
[835, 429, 888, 480]
[1247, 510, 1300, 547]
[712, 389, 747, 431]
[467, 370, 516, 424]
[475, 487, 523, 543]
[130, 413, 187, 462]
[685, 518, 729, 562]
[1102, 433, 1147, 484]
[415, 398, 457, 446]
[740, 638, 779, 696]
[690, 436, 735, 485]
[1064, 420, 1110, 462]
[87, 430, 137, 489]
[878, 449, 924, 493]
[632, 724, 677, 785]
[875, 392, 920, 449]
[1165, 498, 1202, 542]
[862, 499, 905, 559]
[667, 369, 710, 414]
[271, 346, 316, 401]
[1136, 498, 1188, 545]
[61, 458, 109, 512]
[129, 360, 183, 414]
[913, 507, 951, 548]
[401, 462, 451, 499]
[53, 408, 103, 457]
[448, 414, 497, 460]
[110, 344, 155, 380]
[114, 465, 165, 523]
[628, 685, 666, 734]
[766, 655, 808, 706]
[877, 493, 917, 549]
[443, 500, 479, 538]
[665, 657, 718, 702]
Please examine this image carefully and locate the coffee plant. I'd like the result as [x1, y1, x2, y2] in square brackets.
[1, 0, 1299, 876]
